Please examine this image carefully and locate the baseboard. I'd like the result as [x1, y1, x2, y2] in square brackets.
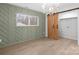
[60, 36, 77, 40]
[0, 37, 45, 49]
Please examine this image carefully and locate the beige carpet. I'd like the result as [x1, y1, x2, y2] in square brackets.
[0, 38, 79, 55]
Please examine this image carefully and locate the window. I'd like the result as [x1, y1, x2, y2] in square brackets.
[29, 16, 39, 26]
[16, 13, 39, 26]
[24, 16, 29, 25]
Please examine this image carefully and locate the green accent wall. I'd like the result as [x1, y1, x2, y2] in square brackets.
[0, 4, 45, 48]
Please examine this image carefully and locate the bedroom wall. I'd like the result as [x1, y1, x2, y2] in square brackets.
[0, 4, 45, 48]
[59, 17, 77, 40]
[58, 10, 78, 40]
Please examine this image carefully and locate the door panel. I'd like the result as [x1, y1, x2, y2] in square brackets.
[48, 13, 59, 39]
[53, 14, 58, 39]
[48, 14, 54, 38]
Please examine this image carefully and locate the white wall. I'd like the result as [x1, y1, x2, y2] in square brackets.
[59, 17, 77, 40]
[59, 10, 78, 19]
[77, 11, 79, 45]
[58, 10, 79, 44]
[45, 14, 48, 37]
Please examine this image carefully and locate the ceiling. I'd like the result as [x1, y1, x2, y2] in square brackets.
[9, 3, 79, 13]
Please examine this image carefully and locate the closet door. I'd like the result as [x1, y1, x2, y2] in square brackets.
[48, 13, 59, 39]
[53, 13, 59, 39]
[48, 14, 54, 38]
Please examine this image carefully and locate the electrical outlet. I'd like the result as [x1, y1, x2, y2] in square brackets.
[0, 39, 2, 42]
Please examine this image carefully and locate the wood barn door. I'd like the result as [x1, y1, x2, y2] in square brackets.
[48, 13, 59, 39]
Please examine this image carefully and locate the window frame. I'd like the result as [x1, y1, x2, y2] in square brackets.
[16, 13, 39, 26]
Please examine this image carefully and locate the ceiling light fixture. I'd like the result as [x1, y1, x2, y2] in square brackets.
[42, 3, 59, 14]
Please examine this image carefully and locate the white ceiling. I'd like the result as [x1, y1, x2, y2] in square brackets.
[9, 3, 79, 13]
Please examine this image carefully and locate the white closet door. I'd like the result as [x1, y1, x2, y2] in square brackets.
[60, 17, 77, 40]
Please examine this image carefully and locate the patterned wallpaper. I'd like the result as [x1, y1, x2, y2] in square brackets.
[0, 4, 45, 48]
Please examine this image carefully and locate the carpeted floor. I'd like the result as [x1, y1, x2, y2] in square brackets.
[0, 38, 79, 55]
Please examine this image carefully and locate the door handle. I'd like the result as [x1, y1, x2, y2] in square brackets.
[57, 24, 58, 29]
[53, 25, 58, 29]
